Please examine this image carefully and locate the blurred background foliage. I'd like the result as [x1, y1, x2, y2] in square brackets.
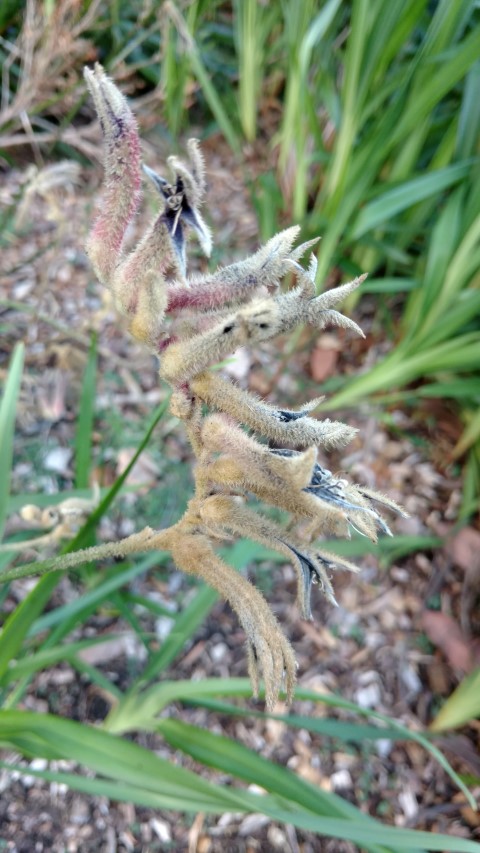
[1, 0, 480, 845]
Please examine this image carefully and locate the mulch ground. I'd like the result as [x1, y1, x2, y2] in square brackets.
[1, 128, 479, 852]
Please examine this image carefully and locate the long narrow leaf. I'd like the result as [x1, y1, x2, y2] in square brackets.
[0, 397, 171, 585]
[155, 717, 405, 853]
[29, 552, 168, 637]
[74, 333, 97, 489]
[2, 635, 125, 684]
[351, 162, 471, 239]
[139, 583, 217, 682]
[0, 710, 253, 812]
[107, 677, 473, 808]
[430, 668, 480, 731]
[3, 713, 479, 850]
[165, 4, 240, 153]
[0, 343, 24, 542]
[69, 396, 170, 551]
[0, 572, 61, 684]
[391, 24, 480, 146]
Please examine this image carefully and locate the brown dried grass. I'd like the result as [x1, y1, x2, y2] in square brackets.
[0, 0, 163, 164]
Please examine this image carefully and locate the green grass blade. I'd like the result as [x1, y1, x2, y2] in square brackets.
[456, 60, 480, 158]
[113, 677, 473, 809]
[0, 398, 170, 711]
[351, 162, 472, 239]
[326, 0, 370, 197]
[321, 336, 480, 410]
[74, 333, 97, 489]
[430, 668, 480, 731]
[6, 487, 108, 515]
[0, 571, 61, 683]
[70, 396, 170, 551]
[277, 0, 333, 219]
[258, 813, 480, 852]
[234, 0, 263, 141]
[139, 583, 217, 682]
[0, 710, 253, 812]
[454, 408, 480, 458]
[403, 188, 464, 335]
[358, 0, 425, 104]
[422, 211, 480, 333]
[7, 750, 479, 853]
[29, 553, 166, 637]
[0, 398, 170, 585]
[360, 278, 418, 294]
[155, 717, 402, 853]
[420, 290, 480, 349]
[409, 379, 480, 400]
[184, 696, 413, 741]
[391, 24, 480, 146]
[166, 4, 240, 154]
[2, 635, 125, 684]
[0, 343, 24, 543]
[298, 0, 343, 77]
[154, 723, 479, 850]
[0, 758, 236, 812]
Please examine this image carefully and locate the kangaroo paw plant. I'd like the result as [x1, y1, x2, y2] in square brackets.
[78, 64, 406, 709]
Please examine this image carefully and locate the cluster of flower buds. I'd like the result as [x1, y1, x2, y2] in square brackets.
[83, 65, 405, 708]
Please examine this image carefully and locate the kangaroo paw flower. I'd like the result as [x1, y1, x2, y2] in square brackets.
[80, 65, 406, 707]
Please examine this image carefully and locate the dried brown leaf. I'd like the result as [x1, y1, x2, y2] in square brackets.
[421, 610, 473, 673]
